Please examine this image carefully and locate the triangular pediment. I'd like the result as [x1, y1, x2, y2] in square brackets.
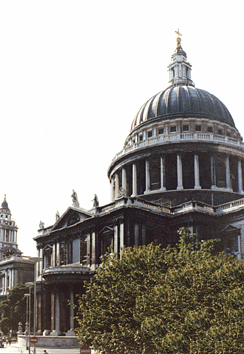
[99, 226, 114, 235]
[43, 244, 52, 251]
[51, 206, 93, 231]
[150, 225, 168, 234]
[221, 224, 240, 234]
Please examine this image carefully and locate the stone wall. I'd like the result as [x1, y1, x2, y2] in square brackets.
[18, 335, 80, 348]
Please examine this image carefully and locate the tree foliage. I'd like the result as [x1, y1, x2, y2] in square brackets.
[0, 283, 29, 333]
[75, 228, 244, 354]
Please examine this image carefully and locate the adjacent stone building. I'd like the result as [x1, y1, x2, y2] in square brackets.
[34, 33, 244, 335]
[0, 195, 34, 299]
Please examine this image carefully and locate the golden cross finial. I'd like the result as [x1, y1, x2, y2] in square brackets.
[175, 29, 182, 50]
[4, 194, 6, 201]
[175, 29, 182, 38]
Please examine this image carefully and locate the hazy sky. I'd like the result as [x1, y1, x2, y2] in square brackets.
[0, 1, 243, 256]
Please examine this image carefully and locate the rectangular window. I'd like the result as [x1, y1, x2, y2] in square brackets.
[182, 125, 189, 131]
[207, 126, 213, 133]
[139, 135, 143, 141]
[218, 129, 223, 135]
[158, 128, 164, 135]
[170, 126, 177, 132]
[148, 131, 153, 138]
[195, 125, 201, 131]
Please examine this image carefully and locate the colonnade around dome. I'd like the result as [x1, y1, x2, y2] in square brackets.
[110, 147, 244, 204]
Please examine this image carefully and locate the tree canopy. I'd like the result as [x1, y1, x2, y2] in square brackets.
[0, 283, 29, 334]
[75, 228, 244, 354]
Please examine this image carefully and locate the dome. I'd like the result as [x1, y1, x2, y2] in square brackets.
[130, 32, 235, 133]
[1, 195, 9, 210]
[131, 86, 235, 132]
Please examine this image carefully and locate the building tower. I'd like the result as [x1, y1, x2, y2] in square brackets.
[0, 195, 34, 299]
[0, 195, 20, 260]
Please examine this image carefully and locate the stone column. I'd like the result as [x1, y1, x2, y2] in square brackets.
[51, 290, 55, 331]
[134, 224, 139, 246]
[120, 223, 124, 256]
[70, 289, 74, 330]
[114, 225, 119, 254]
[91, 231, 96, 270]
[55, 292, 60, 333]
[43, 254, 46, 270]
[211, 155, 216, 188]
[14, 267, 18, 285]
[145, 160, 150, 193]
[142, 225, 146, 245]
[39, 248, 43, 275]
[52, 243, 56, 267]
[160, 157, 166, 190]
[110, 178, 114, 202]
[4, 271, 7, 293]
[115, 173, 119, 199]
[9, 269, 12, 289]
[177, 154, 183, 190]
[132, 164, 137, 196]
[122, 168, 127, 195]
[194, 154, 201, 189]
[226, 155, 231, 190]
[238, 158, 243, 193]
[86, 233, 91, 266]
[12, 269, 15, 288]
[11, 269, 14, 288]
[56, 243, 60, 266]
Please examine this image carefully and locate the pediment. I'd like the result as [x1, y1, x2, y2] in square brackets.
[221, 224, 240, 234]
[150, 225, 168, 234]
[51, 206, 92, 231]
[43, 244, 53, 252]
[99, 226, 114, 235]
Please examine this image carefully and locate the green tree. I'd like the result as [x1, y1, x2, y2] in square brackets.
[0, 283, 29, 334]
[75, 228, 244, 354]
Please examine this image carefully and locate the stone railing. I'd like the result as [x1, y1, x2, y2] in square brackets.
[171, 201, 215, 214]
[97, 197, 170, 215]
[98, 196, 244, 217]
[216, 198, 244, 213]
[110, 133, 243, 165]
[98, 198, 216, 216]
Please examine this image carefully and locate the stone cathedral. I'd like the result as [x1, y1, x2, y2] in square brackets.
[34, 33, 244, 335]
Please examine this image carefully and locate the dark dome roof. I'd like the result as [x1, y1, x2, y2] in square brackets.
[1, 201, 9, 209]
[1, 195, 9, 210]
[131, 86, 235, 132]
